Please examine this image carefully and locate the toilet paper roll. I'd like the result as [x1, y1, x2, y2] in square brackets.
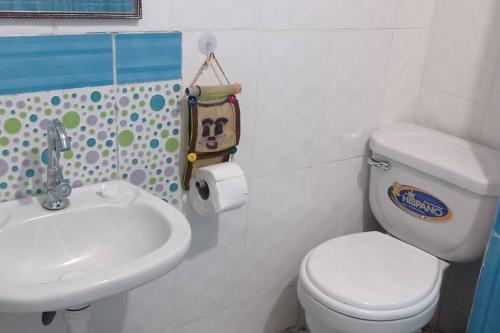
[189, 162, 248, 217]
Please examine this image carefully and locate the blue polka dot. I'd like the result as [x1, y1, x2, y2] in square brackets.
[122, 173, 128, 180]
[0, 182, 7, 189]
[36, 189, 43, 194]
[26, 189, 32, 195]
[150, 139, 159, 149]
[25, 169, 35, 178]
[2, 150, 9, 156]
[130, 113, 139, 121]
[166, 157, 172, 163]
[91, 91, 102, 102]
[29, 114, 38, 122]
[107, 118, 114, 125]
[157, 124, 163, 129]
[173, 129, 179, 135]
[41, 149, 49, 165]
[169, 183, 178, 192]
[51, 96, 61, 106]
[133, 93, 140, 100]
[150, 95, 166, 111]
[132, 159, 138, 165]
[11, 166, 18, 172]
[80, 126, 86, 131]
[87, 138, 96, 147]
[22, 140, 29, 147]
[173, 84, 181, 92]
[106, 140, 114, 147]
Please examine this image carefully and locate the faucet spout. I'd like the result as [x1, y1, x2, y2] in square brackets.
[42, 118, 73, 210]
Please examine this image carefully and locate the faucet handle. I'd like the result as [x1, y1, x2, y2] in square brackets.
[52, 183, 72, 198]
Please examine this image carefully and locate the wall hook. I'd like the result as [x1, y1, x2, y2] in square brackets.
[198, 31, 218, 56]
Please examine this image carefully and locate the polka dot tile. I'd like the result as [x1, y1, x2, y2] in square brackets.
[0, 86, 117, 201]
[117, 80, 182, 207]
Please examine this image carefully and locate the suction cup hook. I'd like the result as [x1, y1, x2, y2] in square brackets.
[198, 31, 218, 56]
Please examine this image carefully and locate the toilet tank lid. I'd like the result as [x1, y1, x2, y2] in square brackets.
[370, 123, 500, 197]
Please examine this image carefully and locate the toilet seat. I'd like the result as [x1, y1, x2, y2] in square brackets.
[299, 232, 445, 321]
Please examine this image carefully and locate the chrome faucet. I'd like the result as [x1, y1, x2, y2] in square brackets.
[42, 119, 72, 210]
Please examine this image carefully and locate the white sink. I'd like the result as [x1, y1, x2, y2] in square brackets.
[0, 180, 191, 313]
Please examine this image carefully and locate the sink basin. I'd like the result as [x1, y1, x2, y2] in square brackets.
[0, 180, 191, 313]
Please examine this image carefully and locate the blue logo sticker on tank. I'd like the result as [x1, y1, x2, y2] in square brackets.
[388, 182, 453, 222]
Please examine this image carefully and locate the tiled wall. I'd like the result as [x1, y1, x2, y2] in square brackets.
[0, 32, 182, 206]
[416, 0, 500, 150]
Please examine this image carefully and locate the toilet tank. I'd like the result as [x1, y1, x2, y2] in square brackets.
[368, 124, 500, 263]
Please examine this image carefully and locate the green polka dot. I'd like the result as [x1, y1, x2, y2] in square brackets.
[19, 112, 27, 119]
[0, 137, 9, 146]
[62, 111, 80, 129]
[160, 130, 169, 138]
[0, 108, 5, 115]
[149, 178, 156, 185]
[44, 108, 52, 116]
[169, 98, 176, 106]
[102, 150, 110, 157]
[165, 138, 179, 152]
[118, 130, 134, 147]
[63, 151, 73, 159]
[4, 118, 21, 134]
[34, 97, 41, 103]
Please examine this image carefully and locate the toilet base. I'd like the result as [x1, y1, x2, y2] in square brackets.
[298, 283, 439, 333]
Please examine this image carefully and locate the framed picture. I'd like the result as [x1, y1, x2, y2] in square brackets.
[0, 0, 142, 19]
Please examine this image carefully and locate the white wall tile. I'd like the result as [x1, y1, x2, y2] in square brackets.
[317, 31, 392, 163]
[259, 0, 331, 30]
[396, 0, 436, 28]
[328, 0, 399, 29]
[252, 31, 330, 177]
[380, 29, 430, 126]
[421, 0, 500, 103]
[171, 205, 248, 325]
[176, 285, 298, 333]
[171, 0, 259, 30]
[243, 157, 369, 300]
[416, 89, 485, 142]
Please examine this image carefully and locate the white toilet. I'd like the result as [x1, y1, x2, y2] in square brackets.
[298, 123, 500, 333]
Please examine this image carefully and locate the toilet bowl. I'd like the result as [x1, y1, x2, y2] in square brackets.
[298, 232, 447, 333]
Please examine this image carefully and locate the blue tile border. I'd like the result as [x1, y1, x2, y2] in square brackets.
[0, 34, 114, 95]
[0, 0, 135, 13]
[115, 32, 182, 84]
[0, 32, 182, 95]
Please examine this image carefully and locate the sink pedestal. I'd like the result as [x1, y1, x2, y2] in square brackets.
[64, 305, 92, 333]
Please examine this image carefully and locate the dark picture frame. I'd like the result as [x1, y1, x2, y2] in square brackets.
[0, 0, 142, 19]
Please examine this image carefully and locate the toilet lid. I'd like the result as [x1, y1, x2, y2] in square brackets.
[305, 232, 440, 311]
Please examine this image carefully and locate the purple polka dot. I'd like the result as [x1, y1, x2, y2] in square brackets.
[155, 85, 161, 92]
[5, 100, 13, 107]
[85, 151, 99, 164]
[12, 184, 18, 189]
[72, 142, 79, 149]
[87, 115, 98, 126]
[13, 138, 19, 144]
[130, 169, 146, 185]
[64, 102, 71, 109]
[172, 199, 179, 205]
[40, 119, 50, 130]
[105, 102, 113, 109]
[119, 96, 129, 107]
[0, 159, 8, 177]
[15, 191, 23, 199]
[97, 131, 107, 140]
[11, 156, 18, 163]
[121, 150, 127, 157]
[80, 95, 88, 102]
[133, 144, 139, 149]
[164, 166, 175, 177]
[136, 125, 143, 132]
[138, 151, 144, 158]
[102, 160, 109, 167]
[22, 159, 30, 167]
[24, 132, 30, 138]
[16, 101, 26, 109]
[120, 120, 127, 127]
[78, 134, 85, 141]
[155, 184, 164, 192]
[171, 109, 180, 118]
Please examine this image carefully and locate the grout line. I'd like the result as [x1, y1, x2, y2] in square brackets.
[111, 33, 121, 179]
